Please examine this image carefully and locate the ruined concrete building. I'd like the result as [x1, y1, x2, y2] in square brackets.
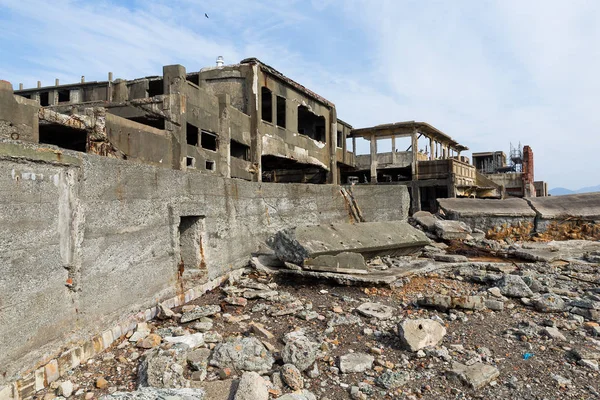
[0, 57, 554, 398]
[472, 144, 548, 198]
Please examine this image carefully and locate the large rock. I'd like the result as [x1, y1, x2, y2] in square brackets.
[268, 221, 429, 266]
[356, 302, 394, 320]
[398, 319, 446, 352]
[282, 331, 319, 371]
[496, 275, 534, 298]
[100, 387, 206, 400]
[448, 362, 499, 389]
[233, 372, 268, 400]
[210, 337, 274, 372]
[434, 220, 472, 240]
[339, 353, 374, 373]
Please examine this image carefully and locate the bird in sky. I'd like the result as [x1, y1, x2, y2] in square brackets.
[205, 13, 209, 18]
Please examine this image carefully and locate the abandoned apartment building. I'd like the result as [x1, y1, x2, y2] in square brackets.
[7, 57, 547, 215]
[0, 57, 555, 397]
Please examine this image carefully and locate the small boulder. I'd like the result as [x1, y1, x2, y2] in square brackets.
[398, 319, 446, 352]
[282, 331, 318, 371]
[356, 302, 394, 320]
[281, 364, 304, 390]
[533, 293, 565, 313]
[210, 337, 274, 372]
[234, 372, 268, 400]
[496, 275, 533, 298]
[448, 362, 499, 389]
[339, 353, 374, 373]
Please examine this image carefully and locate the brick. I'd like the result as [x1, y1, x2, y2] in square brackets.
[34, 367, 45, 392]
[44, 359, 59, 384]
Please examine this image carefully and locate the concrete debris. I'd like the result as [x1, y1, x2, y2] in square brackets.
[181, 305, 222, 323]
[339, 353, 374, 373]
[281, 364, 304, 390]
[282, 331, 318, 371]
[533, 293, 566, 313]
[101, 387, 206, 399]
[268, 221, 429, 266]
[356, 302, 395, 319]
[233, 372, 269, 400]
[375, 370, 410, 389]
[434, 220, 472, 240]
[210, 337, 274, 372]
[164, 333, 205, 348]
[496, 275, 534, 298]
[398, 319, 447, 352]
[448, 362, 500, 389]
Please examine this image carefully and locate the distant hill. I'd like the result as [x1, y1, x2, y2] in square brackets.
[549, 185, 600, 196]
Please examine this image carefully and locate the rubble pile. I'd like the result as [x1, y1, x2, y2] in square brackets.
[34, 212, 600, 400]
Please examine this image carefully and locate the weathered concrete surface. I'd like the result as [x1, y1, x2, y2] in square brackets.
[528, 193, 600, 230]
[268, 221, 429, 265]
[0, 139, 410, 387]
[0, 82, 39, 142]
[438, 197, 536, 233]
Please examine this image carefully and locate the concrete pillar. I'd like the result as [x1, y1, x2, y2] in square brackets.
[411, 182, 421, 214]
[411, 128, 418, 179]
[328, 108, 338, 184]
[249, 63, 262, 182]
[369, 134, 377, 184]
[163, 64, 187, 170]
[429, 137, 434, 160]
[112, 79, 128, 103]
[218, 94, 232, 179]
[391, 135, 397, 164]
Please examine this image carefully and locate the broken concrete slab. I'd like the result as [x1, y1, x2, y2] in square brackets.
[448, 362, 499, 389]
[303, 252, 367, 274]
[268, 221, 429, 266]
[434, 220, 472, 240]
[412, 211, 438, 232]
[398, 319, 446, 351]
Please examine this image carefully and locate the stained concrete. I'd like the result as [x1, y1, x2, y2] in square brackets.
[268, 221, 430, 266]
[0, 139, 410, 386]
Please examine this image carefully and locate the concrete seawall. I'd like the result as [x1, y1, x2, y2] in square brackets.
[0, 139, 410, 388]
[438, 193, 600, 236]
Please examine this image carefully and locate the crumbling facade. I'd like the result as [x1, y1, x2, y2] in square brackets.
[472, 144, 548, 198]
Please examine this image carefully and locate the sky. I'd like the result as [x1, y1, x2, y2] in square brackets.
[1, 0, 598, 190]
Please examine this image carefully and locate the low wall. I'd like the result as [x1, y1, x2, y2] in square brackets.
[0, 139, 409, 388]
[438, 193, 600, 237]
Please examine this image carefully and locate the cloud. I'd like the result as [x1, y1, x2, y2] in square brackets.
[0, 0, 597, 188]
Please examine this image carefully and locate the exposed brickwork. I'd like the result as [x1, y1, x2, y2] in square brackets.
[522, 145, 534, 184]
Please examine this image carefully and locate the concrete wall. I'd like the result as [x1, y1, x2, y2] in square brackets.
[0, 139, 409, 386]
[529, 192, 600, 230]
[0, 82, 39, 142]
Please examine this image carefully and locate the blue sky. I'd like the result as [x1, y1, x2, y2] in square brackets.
[1, 0, 598, 189]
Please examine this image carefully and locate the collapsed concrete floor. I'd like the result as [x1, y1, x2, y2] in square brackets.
[31, 218, 600, 400]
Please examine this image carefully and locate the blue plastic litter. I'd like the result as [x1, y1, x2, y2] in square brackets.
[523, 353, 534, 360]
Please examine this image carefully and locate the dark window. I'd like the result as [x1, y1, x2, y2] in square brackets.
[337, 131, 343, 148]
[201, 130, 218, 151]
[39, 124, 87, 152]
[276, 96, 286, 128]
[20, 94, 31, 99]
[186, 74, 200, 86]
[58, 89, 70, 103]
[297, 105, 326, 142]
[40, 92, 50, 106]
[205, 160, 215, 170]
[230, 140, 250, 160]
[148, 79, 164, 97]
[126, 116, 165, 130]
[186, 123, 199, 146]
[186, 157, 195, 168]
[261, 87, 272, 123]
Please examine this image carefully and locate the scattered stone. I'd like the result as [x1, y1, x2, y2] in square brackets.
[533, 293, 566, 313]
[281, 364, 304, 390]
[58, 380, 74, 398]
[225, 297, 248, 307]
[249, 322, 275, 339]
[157, 303, 175, 320]
[164, 333, 205, 348]
[210, 337, 274, 372]
[339, 353, 374, 373]
[485, 299, 504, 311]
[137, 333, 162, 349]
[282, 331, 318, 371]
[356, 302, 394, 319]
[187, 348, 211, 372]
[398, 319, 447, 352]
[376, 370, 410, 389]
[434, 220, 471, 240]
[276, 390, 317, 400]
[100, 387, 206, 399]
[552, 374, 572, 388]
[448, 362, 500, 389]
[138, 347, 189, 388]
[542, 326, 566, 341]
[234, 372, 268, 400]
[432, 254, 469, 263]
[191, 319, 214, 332]
[181, 305, 222, 323]
[497, 275, 534, 298]
[96, 377, 109, 389]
